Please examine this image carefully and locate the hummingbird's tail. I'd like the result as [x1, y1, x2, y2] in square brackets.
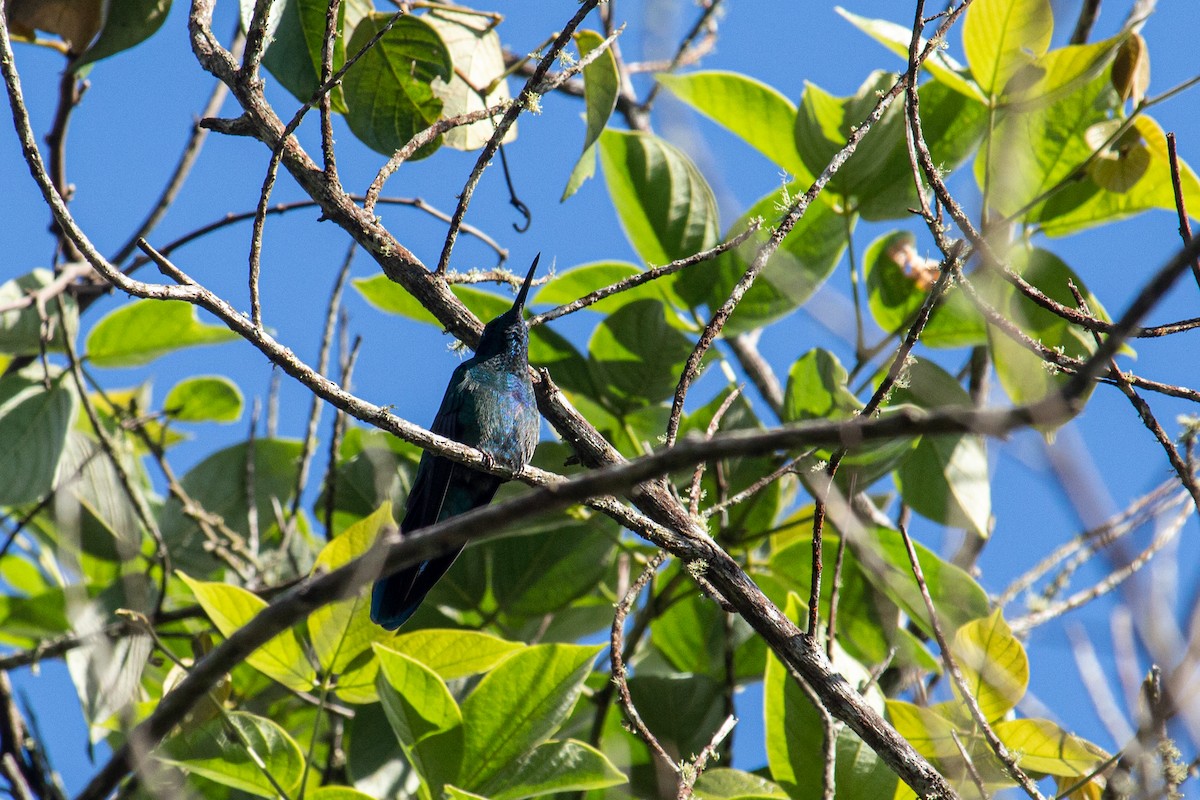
[370, 547, 464, 630]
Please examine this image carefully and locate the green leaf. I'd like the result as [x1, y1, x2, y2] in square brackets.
[258, 0, 347, 112]
[783, 349, 861, 423]
[765, 531, 938, 673]
[628, 674, 726, 759]
[795, 74, 985, 220]
[426, 9, 513, 151]
[342, 13, 453, 156]
[862, 230, 985, 348]
[444, 788, 488, 800]
[374, 643, 463, 747]
[1002, 35, 1125, 109]
[486, 739, 626, 800]
[491, 519, 617, 617]
[0, 269, 78, 354]
[674, 181, 845, 331]
[66, 626, 153, 727]
[765, 594, 896, 800]
[835, 7, 983, 102]
[156, 711, 304, 798]
[308, 504, 393, 674]
[163, 376, 243, 423]
[392, 628, 523, 681]
[0, 373, 76, 504]
[694, 768, 789, 800]
[75, 0, 170, 68]
[308, 787, 378, 800]
[587, 299, 695, 411]
[657, 70, 809, 178]
[682, 389, 793, 545]
[458, 643, 601, 791]
[86, 299, 237, 368]
[962, 0, 1054, 97]
[864, 526, 990, 636]
[178, 572, 317, 692]
[562, 29, 620, 200]
[992, 719, 1106, 777]
[1035, 114, 1200, 236]
[160, 439, 303, 572]
[988, 247, 1100, 413]
[976, 68, 1113, 220]
[950, 610, 1029, 721]
[892, 359, 991, 537]
[886, 700, 962, 764]
[598, 129, 720, 266]
[534, 261, 669, 313]
[354, 276, 509, 324]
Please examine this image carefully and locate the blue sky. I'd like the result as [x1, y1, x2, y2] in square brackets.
[3, 0, 1199, 792]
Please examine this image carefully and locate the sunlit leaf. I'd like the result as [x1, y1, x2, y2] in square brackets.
[426, 9, 513, 151]
[86, 299, 237, 368]
[485, 739, 626, 800]
[893, 359, 991, 537]
[562, 29, 620, 200]
[962, 0, 1054, 97]
[393, 628, 523, 681]
[993, 718, 1106, 777]
[342, 13, 453, 156]
[0, 373, 76, 504]
[178, 572, 317, 691]
[157, 711, 305, 798]
[308, 503, 393, 674]
[658, 70, 809, 177]
[163, 376, 243, 423]
[693, 767, 789, 800]
[765, 594, 896, 800]
[598, 129, 720, 267]
[950, 610, 1029, 721]
[836, 7, 984, 102]
[374, 643, 462, 748]
[458, 643, 601, 791]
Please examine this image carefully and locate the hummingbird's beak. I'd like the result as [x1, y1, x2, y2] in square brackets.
[513, 253, 540, 313]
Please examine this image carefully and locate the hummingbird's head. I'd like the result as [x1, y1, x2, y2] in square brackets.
[475, 254, 539, 363]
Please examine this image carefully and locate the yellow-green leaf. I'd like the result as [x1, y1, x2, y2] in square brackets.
[886, 700, 961, 763]
[950, 610, 1028, 721]
[392, 629, 524, 681]
[308, 503, 393, 673]
[178, 572, 316, 692]
[993, 718, 1106, 777]
[156, 711, 305, 798]
[86, 299, 237, 368]
[962, 0, 1054, 97]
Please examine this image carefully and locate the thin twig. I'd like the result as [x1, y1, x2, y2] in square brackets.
[897, 522, 1048, 800]
[1165, 132, 1200, 292]
[687, 386, 744, 517]
[436, 0, 601, 273]
[527, 222, 761, 327]
[291, 245, 355, 520]
[610, 551, 678, 772]
[1010, 502, 1191, 633]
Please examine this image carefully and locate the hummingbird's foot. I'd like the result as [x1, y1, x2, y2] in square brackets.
[479, 451, 498, 472]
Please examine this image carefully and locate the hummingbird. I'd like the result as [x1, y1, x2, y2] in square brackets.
[371, 255, 542, 630]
